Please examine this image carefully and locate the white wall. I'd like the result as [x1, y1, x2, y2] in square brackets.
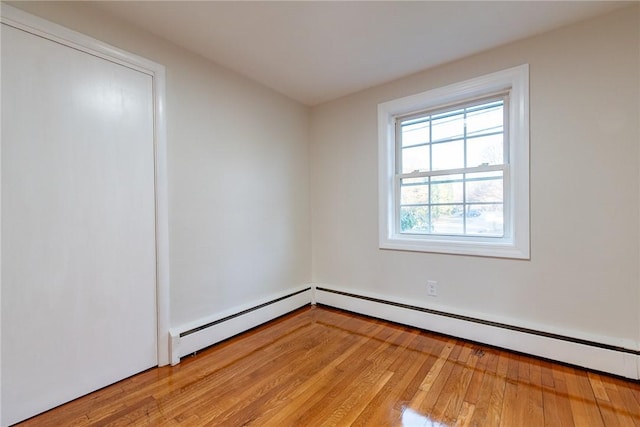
[8, 1, 311, 328]
[310, 6, 640, 349]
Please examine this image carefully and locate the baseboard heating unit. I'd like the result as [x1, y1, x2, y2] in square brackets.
[314, 286, 640, 380]
[169, 287, 312, 365]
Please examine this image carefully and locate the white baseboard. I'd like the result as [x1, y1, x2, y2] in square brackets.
[169, 286, 312, 365]
[315, 285, 640, 380]
[166, 284, 639, 380]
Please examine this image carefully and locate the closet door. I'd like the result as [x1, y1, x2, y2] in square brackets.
[1, 21, 158, 426]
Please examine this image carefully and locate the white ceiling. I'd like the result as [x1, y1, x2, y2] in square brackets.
[94, 1, 630, 106]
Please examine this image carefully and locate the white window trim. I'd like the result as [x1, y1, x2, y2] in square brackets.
[378, 64, 530, 259]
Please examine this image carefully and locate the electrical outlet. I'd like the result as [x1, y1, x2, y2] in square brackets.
[427, 280, 438, 297]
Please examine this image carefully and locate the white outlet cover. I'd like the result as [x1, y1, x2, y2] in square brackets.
[427, 280, 438, 296]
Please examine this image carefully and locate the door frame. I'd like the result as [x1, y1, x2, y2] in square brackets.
[0, 3, 170, 373]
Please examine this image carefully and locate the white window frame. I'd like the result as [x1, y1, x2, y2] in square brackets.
[378, 64, 529, 259]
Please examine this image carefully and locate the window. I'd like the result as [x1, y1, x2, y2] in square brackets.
[378, 65, 529, 259]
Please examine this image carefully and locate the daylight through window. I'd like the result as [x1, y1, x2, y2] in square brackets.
[397, 97, 507, 237]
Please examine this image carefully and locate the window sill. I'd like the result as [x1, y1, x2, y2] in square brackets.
[380, 235, 530, 259]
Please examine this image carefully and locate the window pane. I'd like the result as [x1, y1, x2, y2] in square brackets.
[431, 174, 463, 204]
[400, 179, 429, 205]
[466, 102, 503, 137]
[394, 96, 511, 239]
[467, 134, 503, 167]
[401, 119, 430, 147]
[466, 171, 503, 203]
[431, 205, 463, 235]
[400, 206, 430, 233]
[432, 109, 464, 142]
[450, 205, 465, 217]
[432, 140, 463, 171]
[401, 145, 430, 173]
[466, 204, 503, 236]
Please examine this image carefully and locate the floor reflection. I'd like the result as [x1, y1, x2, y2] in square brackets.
[401, 407, 448, 427]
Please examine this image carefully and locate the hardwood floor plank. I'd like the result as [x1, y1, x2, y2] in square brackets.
[546, 363, 578, 427]
[486, 351, 510, 425]
[618, 385, 640, 425]
[389, 333, 448, 408]
[590, 372, 612, 402]
[462, 345, 494, 407]
[16, 306, 640, 427]
[197, 312, 375, 425]
[600, 373, 640, 426]
[589, 372, 637, 427]
[509, 354, 544, 426]
[348, 327, 433, 426]
[282, 325, 407, 426]
[457, 401, 477, 427]
[182, 326, 337, 417]
[158, 324, 324, 423]
[406, 339, 457, 423]
[381, 335, 450, 424]
[440, 343, 480, 424]
[564, 365, 606, 427]
[498, 354, 521, 427]
[319, 370, 394, 427]
[247, 322, 391, 425]
[540, 360, 556, 389]
[465, 348, 500, 426]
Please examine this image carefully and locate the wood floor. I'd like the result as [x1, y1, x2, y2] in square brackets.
[18, 305, 640, 426]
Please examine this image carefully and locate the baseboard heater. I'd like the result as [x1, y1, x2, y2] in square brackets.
[169, 287, 312, 365]
[315, 286, 640, 380]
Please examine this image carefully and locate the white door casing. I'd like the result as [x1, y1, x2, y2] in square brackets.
[0, 6, 169, 426]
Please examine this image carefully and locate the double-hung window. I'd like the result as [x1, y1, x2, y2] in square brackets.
[378, 65, 529, 259]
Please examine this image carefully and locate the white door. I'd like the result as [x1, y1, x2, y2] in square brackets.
[1, 20, 158, 426]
